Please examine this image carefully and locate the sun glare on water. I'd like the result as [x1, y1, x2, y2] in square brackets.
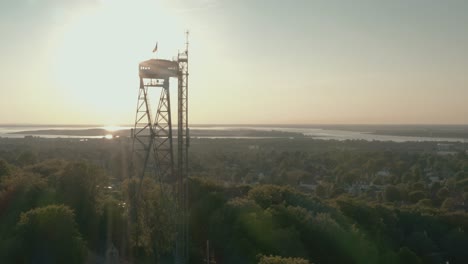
[103, 125, 123, 132]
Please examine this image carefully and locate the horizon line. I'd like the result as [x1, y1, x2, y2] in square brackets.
[1, 123, 468, 127]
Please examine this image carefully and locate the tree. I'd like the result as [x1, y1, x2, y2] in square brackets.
[123, 178, 176, 260]
[411, 182, 425, 191]
[430, 182, 442, 195]
[383, 185, 401, 202]
[248, 185, 285, 209]
[397, 247, 421, 264]
[0, 159, 11, 178]
[441, 230, 468, 264]
[56, 162, 107, 248]
[416, 199, 432, 208]
[315, 184, 328, 198]
[437, 188, 450, 200]
[16, 151, 37, 167]
[463, 192, 468, 202]
[441, 198, 456, 210]
[0, 172, 50, 236]
[7, 205, 86, 264]
[410, 167, 422, 182]
[404, 231, 438, 258]
[408, 191, 426, 203]
[285, 170, 309, 185]
[455, 171, 468, 180]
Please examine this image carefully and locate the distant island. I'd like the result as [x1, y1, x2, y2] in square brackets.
[10, 129, 116, 137]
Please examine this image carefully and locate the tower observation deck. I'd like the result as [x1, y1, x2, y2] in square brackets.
[139, 59, 179, 79]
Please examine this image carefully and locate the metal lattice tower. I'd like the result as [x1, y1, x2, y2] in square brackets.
[132, 77, 174, 183]
[130, 34, 189, 264]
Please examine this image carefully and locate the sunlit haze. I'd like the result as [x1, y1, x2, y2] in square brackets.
[1, 0, 468, 125]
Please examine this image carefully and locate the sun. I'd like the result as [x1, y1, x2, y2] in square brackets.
[51, 0, 182, 123]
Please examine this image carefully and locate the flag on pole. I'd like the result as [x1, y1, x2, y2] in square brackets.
[152, 42, 158, 53]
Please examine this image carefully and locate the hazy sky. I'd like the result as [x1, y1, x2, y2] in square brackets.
[1, 0, 467, 125]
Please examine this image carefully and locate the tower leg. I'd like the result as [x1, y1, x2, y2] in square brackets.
[153, 78, 175, 181]
[132, 78, 156, 188]
[130, 77, 176, 261]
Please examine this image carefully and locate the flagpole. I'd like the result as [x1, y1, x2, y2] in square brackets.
[152, 42, 158, 59]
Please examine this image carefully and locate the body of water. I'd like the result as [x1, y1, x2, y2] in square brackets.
[0, 125, 467, 143]
[191, 126, 467, 143]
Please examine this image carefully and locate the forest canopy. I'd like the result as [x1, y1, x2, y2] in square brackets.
[0, 137, 467, 263]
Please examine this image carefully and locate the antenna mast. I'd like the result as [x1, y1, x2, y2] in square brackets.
[185, 30, 190, 54]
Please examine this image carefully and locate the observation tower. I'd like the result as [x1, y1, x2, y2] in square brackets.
[131, 32, 189, 264]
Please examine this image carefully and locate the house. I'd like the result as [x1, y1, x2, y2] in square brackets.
[298, 180, 318, 191]
[428, 176, 441, 183]
[437, 143, 453, 151]
[248, 145, 259, 150]
[257, 172, 265, 181]
[376, 168, 391, 177]
[437, 143, 457, 155]
[346, 181, 371, 196]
